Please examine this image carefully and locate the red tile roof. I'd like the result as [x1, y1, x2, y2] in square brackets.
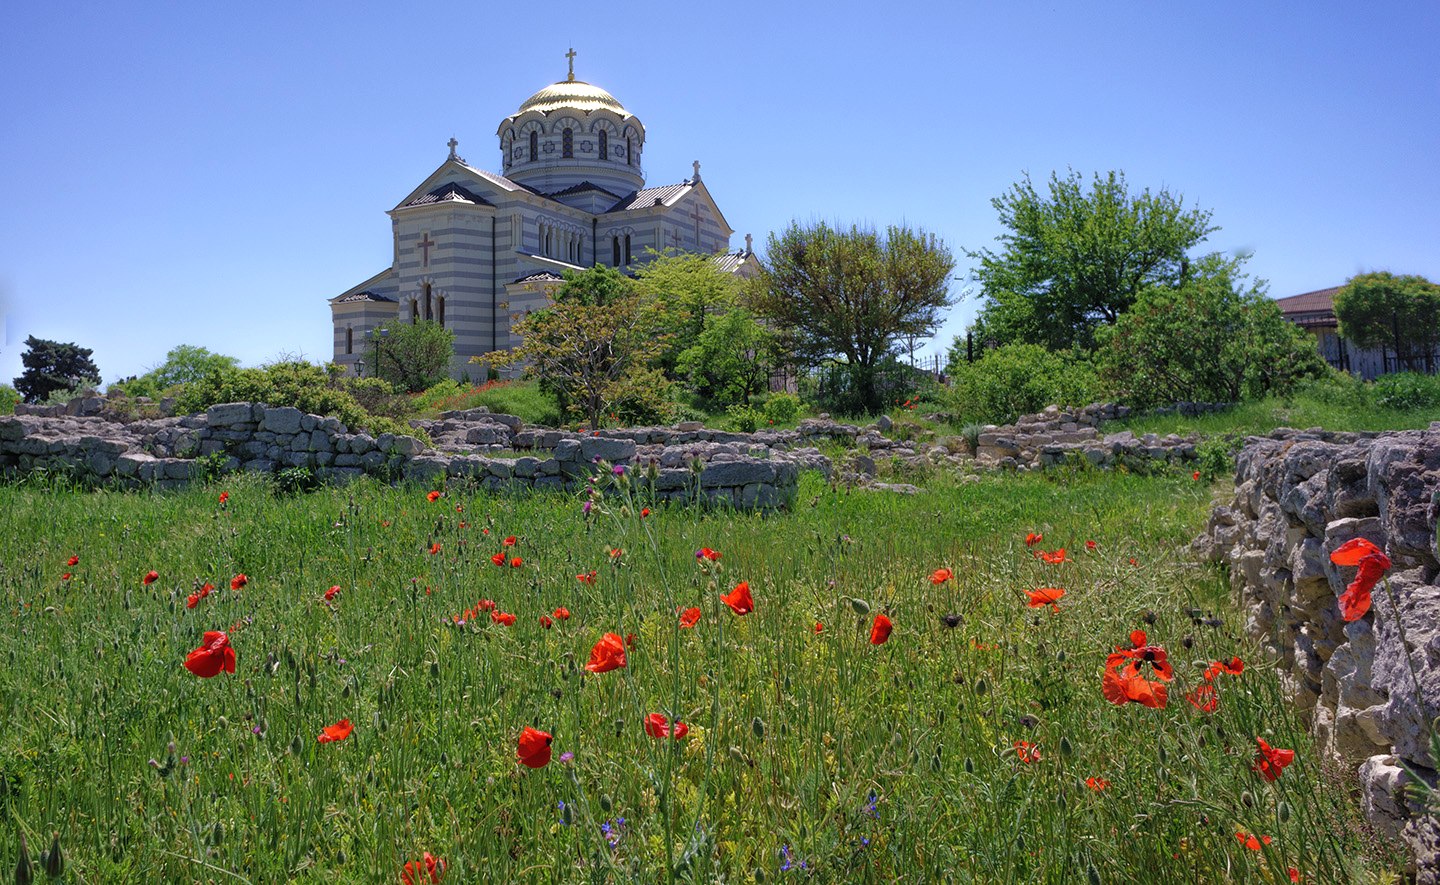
[1274, 286, 1341, 315]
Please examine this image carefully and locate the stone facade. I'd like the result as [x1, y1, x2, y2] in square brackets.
[330, 56, 759, 379]
[1192, 425, 1440, 879]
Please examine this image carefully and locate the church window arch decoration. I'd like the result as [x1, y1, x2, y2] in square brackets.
[612, 236, 621, 266]
[529, 131, 538, 162]
[423, 282, 433, 322]
[626, 136, 632, 166]
[437, 295, 445, 327]
[624, 234, 632, 265]
[410, 297, 419, 322]
[345, 326, 353, 355]
[598, 129, 608, 160]
[562, 127, 573, 158]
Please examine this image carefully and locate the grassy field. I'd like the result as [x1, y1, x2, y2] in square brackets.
[1109, 392, 1440, 438]
[0, 469, 1402, 882]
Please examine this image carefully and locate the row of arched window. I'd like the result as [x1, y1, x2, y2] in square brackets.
[540, 222, 584, 264]
[611, 235, 632, 267]
[408, 283, 445, 325]
[517, 130, 634, 165]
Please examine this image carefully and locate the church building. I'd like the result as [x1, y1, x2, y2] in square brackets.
[329, 52, 758, 378]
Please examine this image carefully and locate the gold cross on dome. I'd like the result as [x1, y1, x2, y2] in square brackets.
[566, 48, 576, 81]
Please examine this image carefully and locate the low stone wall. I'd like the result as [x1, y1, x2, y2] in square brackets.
[0, 403, 814, 509]
[976, 403, 1200, 470]
[1191, 425, 1440, 878]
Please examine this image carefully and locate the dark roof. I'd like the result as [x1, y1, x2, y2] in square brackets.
[1275, 286, 1341, 315]
[333, 290, 397, 304]
[605, 181, 693, 213]
[403, 182, 493, 208]
[547, 180, 622, 200]
[512, 271, 565, 284]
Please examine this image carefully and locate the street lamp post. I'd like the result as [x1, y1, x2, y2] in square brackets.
[355, 359, 365, 379]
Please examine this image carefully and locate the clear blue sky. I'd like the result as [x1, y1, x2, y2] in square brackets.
[2, 0, 1436, 386]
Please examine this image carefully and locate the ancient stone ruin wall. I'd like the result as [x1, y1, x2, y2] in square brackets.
[975, 402, 1206, 470]
[1192, 425, 1440, 877]
[0, 404, 818, 510]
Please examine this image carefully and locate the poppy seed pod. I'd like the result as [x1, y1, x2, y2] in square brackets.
[1278, 800, 1291, 823]
[1240, 790, 1255, 808]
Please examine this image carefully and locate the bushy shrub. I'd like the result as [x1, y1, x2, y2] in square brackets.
[1292, 371, 1368, 408]
[0, 385, 21, 415]
[761, 392, 802, 425]
[1371, 372, 1440, 410]
[725, 404, 763, 433]
[947, 344, 1103, 424]
[804, 358, 931, 418]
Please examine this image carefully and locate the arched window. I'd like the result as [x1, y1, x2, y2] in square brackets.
[562, 127, 573, 158]
[612, 236, 621, 266]
[626, 137, 632, 166]
[345, 326, 353, 355]
[624, 234, 632, 265]
[599, 129, 608, 160]
[410, 299, 419, 322]
[423, 283, 432, 322]
[528, 131, 538, 162]
[437, 296, 445, 327]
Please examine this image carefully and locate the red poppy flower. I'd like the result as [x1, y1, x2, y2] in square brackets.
[1186, 683, 1219, 713]
[61, 572, 72, 581]
[184, 631, 236, 678]
[325, 585, 341, 601]
[143, 570, 159, 585]
[426, 490, 442, 503]
[1085, 540, 1097, 551]
[517, 726, 553, 768]
[428, 543, 442, 555]
[1129, 557, 1138, 567]
[317, 718, 353, 744]
[1235, 831, 1272, 851]
[625, 632, 638, 648]
[1330, 539, 1391, 622]
[1026, 587, 1066, 610]
[678, 607, 701, 628]
[186, 592, 200, 608]
[1025, 532, 1043, 547]
[1107, 631, 1174, 682]
[577, 571, 597, 585]
[230, 573, 248, 590]
[930, 567, 953, 584]
[1014, 741, 1040, 763]
[1102, 667, 1168, 708]
[641, 507, 651, 518]
[509, 556, 523, 568]
[813, 622, 823, 634]
[1289, 868, 1301, 883]
[696, 547, 721, 562]
[66, 555, 79, 567]
[218, 491, 229, 504]
[477, 599, 495, 611]
[608, 547, 624, 560]
[1203, 656, 1245, 682]
[490, 552, 506, 566]
[490, 611, 516, 626]
[1085, 776, 1110, 791]
[553, 607, 571, 620]
[585, 633, 627, 673]
[502, 535, 517, 547]
[644, 713, 689, 740]
[400, 852, 447, 885]
[869, 613, 893, 645]
[721, 582, 754, 615]
[539, 614, 553, 629]
[1037, 548, 1068, 564]
[1252, 738, 1295, 782]
[1192, 471, 1201, 481]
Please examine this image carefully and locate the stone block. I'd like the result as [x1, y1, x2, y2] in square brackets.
[261, 407, 303, 434]
[512, 457, 539, 478]
[700, 460, 775, 488]
[206, 402, 254, 427]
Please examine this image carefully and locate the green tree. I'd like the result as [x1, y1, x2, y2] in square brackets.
[13, 335, 101, 403]
[633, 250, 744, 376]
[1095, 257, 1327, 408]
[675, 308, 777, 407]
[111, 345, 241, 398]
[0, 384, 19, 415]
[1333, 272, 1440, 373]
[749, 221, 955, 414]
[947, 343, 1101, 424]
[371, 320, 455, 393]
[480, 266, 667, 429]
[969, 169, 1219, 351]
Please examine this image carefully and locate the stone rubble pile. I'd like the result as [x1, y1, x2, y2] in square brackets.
[976, 403, 1201, 470]
[1192, 424, 1440, 880]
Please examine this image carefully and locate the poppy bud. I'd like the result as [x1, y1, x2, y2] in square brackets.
[600, 794, 613, 813]
[16, 832, 32, 885]
[754, 869, 766, 883]
[335, 849, 345, 865]
[440, 752, 449, 767]
[290, 735, 304, 755]
[964, 756, 974, 774]
[429, 661, 440, 678]
[1056, 790, 1066, 811]
[1181, 634, 1194, 649]
[751, 717, 765, 739]
[211, 822, 225, 846]
[1060, 737, 1073, 758]
[1015, 833, 1025, 852]
[1240, 790, 1254, 808]
[1087, 863, 1101, 885]
[562, 803, 573, 825]
[931, 750, 942, 772]
[974, 678, 988, 696]
[1157, 743, 1168, 765]
[729, 746, 747, 764]
[849, 598, 870, 615]
[1056, 650, 1066, 662]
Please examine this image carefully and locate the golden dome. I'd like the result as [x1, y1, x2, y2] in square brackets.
[515, 79, 630, 117]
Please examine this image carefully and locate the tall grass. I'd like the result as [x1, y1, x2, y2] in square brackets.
[0, 471, 1400, 882]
